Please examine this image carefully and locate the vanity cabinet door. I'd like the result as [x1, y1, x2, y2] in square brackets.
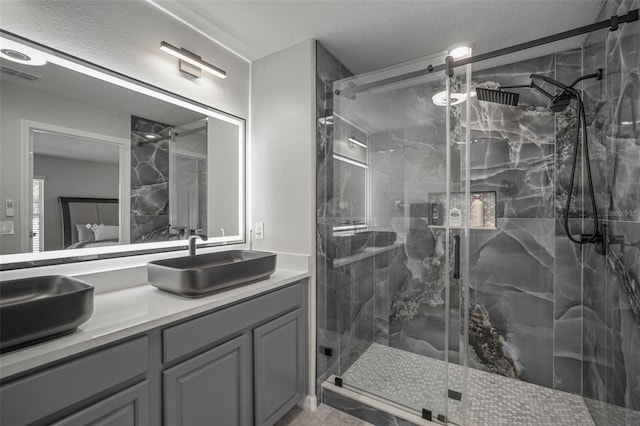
[254, 308, 305, 426]
[163, 334, 252, 426]
[53, 381, 149, 426]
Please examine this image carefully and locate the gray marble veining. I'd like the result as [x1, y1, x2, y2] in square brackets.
[316, 5, 640, 420]
[130, 116, 174, 243]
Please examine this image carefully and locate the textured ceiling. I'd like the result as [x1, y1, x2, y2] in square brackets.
[151, 0, 606, 74]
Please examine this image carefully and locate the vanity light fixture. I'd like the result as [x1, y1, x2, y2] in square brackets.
[144, 134, 158, 139]
[160, 41, 226, 79]
[348, 137, 367, 149]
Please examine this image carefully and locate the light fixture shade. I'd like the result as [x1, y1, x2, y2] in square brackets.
[432, 90, 467, 106]
[160, 41, 226, 79]
[449, 45, 471, 59]
[0, 37, 48, 66]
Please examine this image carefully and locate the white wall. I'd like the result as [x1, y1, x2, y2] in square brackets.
[250, 39, 317, 407]
[208, 120, 240, 237]
[34, 155, 120, 251]
[250, 39, 315, 255]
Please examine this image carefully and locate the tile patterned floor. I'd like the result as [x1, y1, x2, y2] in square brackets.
[275, 404, 374, 426]
[341, 343, 596, 426]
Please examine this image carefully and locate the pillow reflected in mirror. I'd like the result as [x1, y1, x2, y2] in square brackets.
[93, 225, 119, 241]
[75, 224, 96, 243]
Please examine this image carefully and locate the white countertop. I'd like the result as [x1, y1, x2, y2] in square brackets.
[0, 268, 309, 379]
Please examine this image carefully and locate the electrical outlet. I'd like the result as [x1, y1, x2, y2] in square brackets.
[0, 221, 15, 235]
[255, 222, 264, 240]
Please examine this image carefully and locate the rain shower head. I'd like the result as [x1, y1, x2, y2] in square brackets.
[475, 87, 520, 106]
[476, 69, 602, 110]
[477, 83, 574, 111]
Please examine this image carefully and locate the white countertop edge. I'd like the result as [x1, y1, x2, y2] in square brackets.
[0, 268, 309, 379]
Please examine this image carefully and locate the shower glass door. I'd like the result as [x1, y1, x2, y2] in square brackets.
[169, 119, 208, 235]
[330, 52, 471, 424]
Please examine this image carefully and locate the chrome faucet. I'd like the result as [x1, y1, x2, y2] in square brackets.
[187, 230, 208, 256]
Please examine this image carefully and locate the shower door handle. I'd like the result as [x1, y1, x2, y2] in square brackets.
[453, 235, 461, 279]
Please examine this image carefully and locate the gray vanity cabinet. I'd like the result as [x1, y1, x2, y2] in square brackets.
[0, 337, 148, 426]
[52, 381, 149, 426]
[162, 281, 307, 426]
[164, 334, 252, 426]
[0, 280, 307, 426]
[254, 308, 305, 426]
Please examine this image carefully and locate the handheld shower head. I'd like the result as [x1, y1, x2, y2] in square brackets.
[549, 91, 574, 112]
[475, 69, 604, 247]
[530, 73, 568, 90]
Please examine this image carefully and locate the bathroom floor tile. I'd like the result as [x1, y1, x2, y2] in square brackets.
[276, 404, 373, 426]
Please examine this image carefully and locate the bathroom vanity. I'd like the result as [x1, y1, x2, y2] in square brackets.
[0, 271, 308, 426]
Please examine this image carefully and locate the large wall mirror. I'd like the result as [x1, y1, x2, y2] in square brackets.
[0, 31, 245, 269]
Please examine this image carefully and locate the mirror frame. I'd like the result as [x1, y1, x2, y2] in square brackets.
[0, 30, 246, 271]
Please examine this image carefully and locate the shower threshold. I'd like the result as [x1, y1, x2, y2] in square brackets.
[326, 343, 596, 426]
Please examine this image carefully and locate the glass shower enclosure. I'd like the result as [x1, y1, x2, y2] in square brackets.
[317, 4, 640, 421]
[319, 51, 474, 424]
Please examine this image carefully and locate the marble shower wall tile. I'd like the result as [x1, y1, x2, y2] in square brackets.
[581, 43, 609, 222]
[371, 130, 448, 231]
[555, 47, 608, 221]
[373, 247, 408, 346]
[554, 220, 584, 394]
[316, 41, 354, 390]
[316, 15, 640, 422]
[468, 54, 556, 219]
[468, 218, 555, 387]
[582, 1, 640, 423]
[583, 221, 640, 419]
[605, 31, 640, 223]
[130, 116, 173, 243]
[605, 221, 640, 411]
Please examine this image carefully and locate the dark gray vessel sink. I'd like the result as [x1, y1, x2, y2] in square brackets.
[368, 230, 397, 247]
[0, 275, 94, 353]
[147, 250, 277, 297]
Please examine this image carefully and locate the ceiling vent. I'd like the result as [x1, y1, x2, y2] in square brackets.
[1, 65, 41, 81]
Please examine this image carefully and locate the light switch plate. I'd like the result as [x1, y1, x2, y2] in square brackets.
[255, 222, 264, 240]
[0, 221, 15, 235]
[5, 199, 15, 217]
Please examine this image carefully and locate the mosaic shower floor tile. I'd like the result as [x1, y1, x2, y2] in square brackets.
[341, 343, 596, 426]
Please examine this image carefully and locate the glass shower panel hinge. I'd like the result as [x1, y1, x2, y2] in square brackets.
[334, 377, 343, 387]
[319, 346, 333, 357]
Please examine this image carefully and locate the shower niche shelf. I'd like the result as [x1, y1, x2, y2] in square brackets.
[423, 190, 497, 229]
